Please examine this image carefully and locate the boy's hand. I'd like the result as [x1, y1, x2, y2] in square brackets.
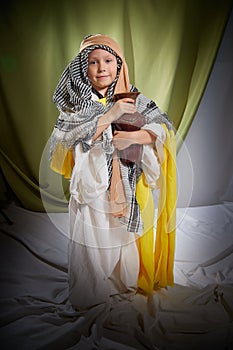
[107, 98, 136, 122]
[113, 129, 157, 150]
[113, 130, 136, 150]
[93, 99, 136, 141]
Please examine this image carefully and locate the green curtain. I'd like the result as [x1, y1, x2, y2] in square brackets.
[0, 0, 232, 211]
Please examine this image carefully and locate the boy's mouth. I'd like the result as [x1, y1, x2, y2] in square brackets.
[97, 75, 109, 79]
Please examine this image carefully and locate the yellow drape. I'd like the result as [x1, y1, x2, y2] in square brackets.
[136, 125, 176, 292]
[50, 144, 74, 179]
[154, 126, 176, 287]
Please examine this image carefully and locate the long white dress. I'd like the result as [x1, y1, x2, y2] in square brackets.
[68, 122, 165, 310]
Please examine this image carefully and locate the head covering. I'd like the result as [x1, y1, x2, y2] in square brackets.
[79, 34, 130, 94]
[53, 34, 130, 114]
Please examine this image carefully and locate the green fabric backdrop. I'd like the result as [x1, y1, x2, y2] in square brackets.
[0, 0, 232, 211]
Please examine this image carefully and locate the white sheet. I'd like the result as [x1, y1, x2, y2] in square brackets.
[0, 202, 233, 349]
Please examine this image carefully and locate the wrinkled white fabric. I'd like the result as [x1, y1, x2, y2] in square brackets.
[70, 142, 109, 205]
[141, 123, 166, 188]
[1, 203, 233, 349]
[69, 142, 142, 309]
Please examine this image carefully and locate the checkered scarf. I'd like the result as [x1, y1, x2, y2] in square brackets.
[50, 42, 122, 155]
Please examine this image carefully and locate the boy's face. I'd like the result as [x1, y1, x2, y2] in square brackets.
[88, 49, 118, 96]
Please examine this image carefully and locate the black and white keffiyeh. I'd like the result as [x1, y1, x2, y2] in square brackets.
[50, 44, 122, 157]
[53, 44, 122, 114]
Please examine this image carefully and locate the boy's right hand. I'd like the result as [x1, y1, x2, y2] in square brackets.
[106, 98, 137, 122]
[93, 98, 137, 141]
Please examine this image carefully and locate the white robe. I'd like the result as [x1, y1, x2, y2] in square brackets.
[68, 124, 165, 309]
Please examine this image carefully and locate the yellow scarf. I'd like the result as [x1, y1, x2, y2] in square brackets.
[136, 125, 176, 292]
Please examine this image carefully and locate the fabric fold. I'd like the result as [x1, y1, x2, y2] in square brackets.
[136, 124, 176, 292]
[154, 125, 176, 287]
[109, 151, 127, 217]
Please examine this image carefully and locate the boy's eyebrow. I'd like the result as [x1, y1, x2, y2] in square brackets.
[89, 53, 114, 60]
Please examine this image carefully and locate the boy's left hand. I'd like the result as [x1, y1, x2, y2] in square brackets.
[113, 130, 137, 150]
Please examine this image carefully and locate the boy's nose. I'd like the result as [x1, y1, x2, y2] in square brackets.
[98, 63, 106, 72]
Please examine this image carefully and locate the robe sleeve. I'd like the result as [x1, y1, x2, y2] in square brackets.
[140, 123, 166, 188]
